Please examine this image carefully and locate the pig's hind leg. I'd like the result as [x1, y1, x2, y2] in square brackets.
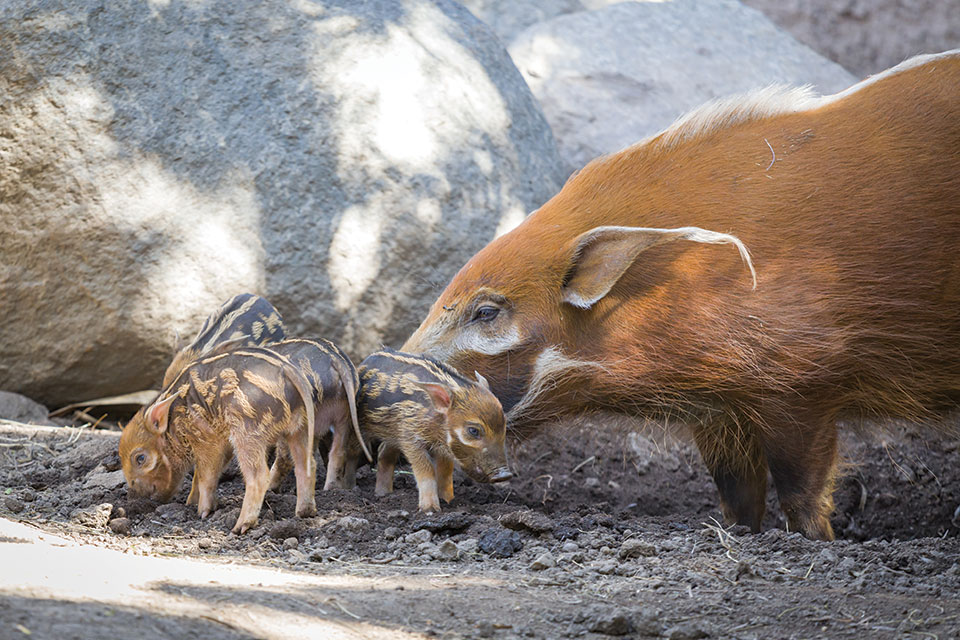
[375, 443, 401, 496]
[284, 411, 318, 518]
[231, 435, 272, 534]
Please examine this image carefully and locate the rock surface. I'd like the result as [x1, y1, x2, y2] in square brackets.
[743, 0, 960, 77]
[0, 391, 52, 425]
[0, 0, 565, 406]
[507, 0, 857, 172]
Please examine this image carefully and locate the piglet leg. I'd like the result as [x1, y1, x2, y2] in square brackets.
[267, 441, 294, 491]
[190, 446, 233, 505]
[285, 421, 318, 518]
[193, 444, 230, 519]
[323, 413, 351, 490]
[375, 443, 401, 496]
[404, 446, 441, 513]
[436, 454, 455, 504]
[233, 445, 271, 535]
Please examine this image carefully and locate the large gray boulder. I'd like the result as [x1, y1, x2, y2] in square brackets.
[743, 0, 960, 77]
[507, 0, 858, 173]
[0, 0, 566, 406]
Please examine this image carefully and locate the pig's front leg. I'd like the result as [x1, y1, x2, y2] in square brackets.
[403, 446, 440, 513]
[189, 446, 233, 506]
[375, 443, 401, 496]
[193, 444, 230, 519]
[436, 454, 455, 504]
[267, 441, 293, 491]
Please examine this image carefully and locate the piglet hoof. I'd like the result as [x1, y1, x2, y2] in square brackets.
[296, 503, 318, 518]
[232, 518, 257, 535]
[374, 486, 393, 498]
[418, 501, 441, 514]
[323, 479, 344, 491]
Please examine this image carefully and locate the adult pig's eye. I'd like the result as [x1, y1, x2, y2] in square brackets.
[135, 453, 147, 466]
[466, 425, 481, 438]
[472, 306, 499, 323]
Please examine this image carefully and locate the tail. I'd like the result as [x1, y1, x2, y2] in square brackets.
[331, 355, 373, 463]
[282, 360, 316, 458]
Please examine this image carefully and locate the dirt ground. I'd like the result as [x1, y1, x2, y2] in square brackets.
[1, 415, 958, 639]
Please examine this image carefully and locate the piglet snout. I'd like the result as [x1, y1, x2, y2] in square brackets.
[488, 468, 513, 483]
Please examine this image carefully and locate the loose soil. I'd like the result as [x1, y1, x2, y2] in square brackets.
[1, 416, 958, 639]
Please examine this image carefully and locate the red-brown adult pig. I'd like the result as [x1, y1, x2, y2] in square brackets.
[402, 51, 960, 540]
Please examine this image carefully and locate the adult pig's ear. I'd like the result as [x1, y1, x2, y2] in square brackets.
[146, 395, 177, 434]
[561, 225, 757, 309]
[414, 381, 453, 415]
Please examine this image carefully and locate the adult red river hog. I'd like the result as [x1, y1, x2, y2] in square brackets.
[402, 51, 960, 541]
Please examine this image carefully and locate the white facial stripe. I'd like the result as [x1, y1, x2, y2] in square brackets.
[453, 325, 522, 357]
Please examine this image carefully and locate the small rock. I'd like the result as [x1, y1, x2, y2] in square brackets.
[336, 515, 370, 532]
[561, 541, 579, 553]
[593, 561, 617, 575]
[383, 527, 402, 540]
[589, 611, 634, 636]
[198, 538, 214, 550]
[4, 497, 25, 514]
[478, 529, 523, 558]
[436, 539, 460, 561]
[619, 538, 656, 559]
[500, 510, 554, 533]
[405, 529, 433, 545]
[529, 552, 556, 571]
[584, 477, 601, 489]
[283, 536, 299, 550]
[21, 489, 36, 502]
[458, 538, 479, 555]
[71, 503, 114, 528]
[413, 512, 474, 533]
[101, 451, 122, 472]
[269, 519, 301, 540]
[287, 549, 307, 564]
[108, 517, 131, 535]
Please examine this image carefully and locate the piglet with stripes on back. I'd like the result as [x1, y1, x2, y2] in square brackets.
[120, 346, 316, 534]
[352, 348, 513, 513]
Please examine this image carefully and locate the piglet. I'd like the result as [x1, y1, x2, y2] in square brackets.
[263, 338, 373, 491]
[355, 347, 512, 513]
[120, 347, 315, 534]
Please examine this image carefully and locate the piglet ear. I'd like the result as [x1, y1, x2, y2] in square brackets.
[414, 381, 452, 415]
[147, 395, 177, 434]
[474, 371, 491, 392]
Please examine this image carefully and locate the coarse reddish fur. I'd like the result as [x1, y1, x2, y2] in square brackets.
[403, 52, 960, 540]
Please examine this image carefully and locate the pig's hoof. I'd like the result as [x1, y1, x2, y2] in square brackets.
[374, 487, 393, 497]
[418, 502, 441, 514]
[232, 519, 257, 535]
[296, 504, 318, 518]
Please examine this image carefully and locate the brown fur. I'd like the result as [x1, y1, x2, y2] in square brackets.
[357, 348, 512, 513]
[119, 347, 316, 534]
[403, 52, 960, 540]
[260, 338, 371, 492]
